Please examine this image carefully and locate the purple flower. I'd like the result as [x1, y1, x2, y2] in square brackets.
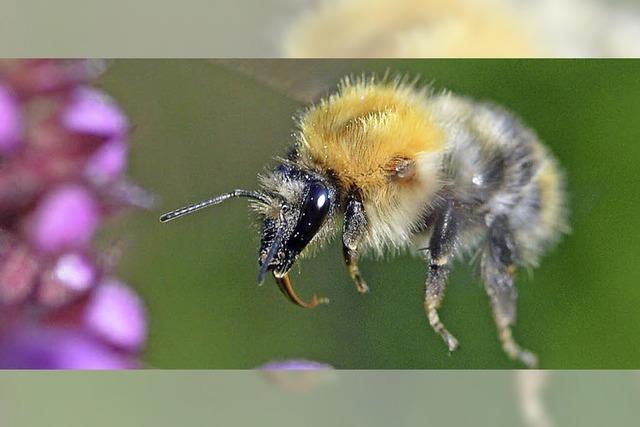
[85, 280, 147, 351]
[85, 138, 128, 184]
[52, 252, 96, 292]
[0, 329, 135, 369]
[30, 184, 99, 254]
[61, 87, 128, 139]
[0, 60, 148, 369]
[0, 84, 22, 153]
[37, 252, 96, 308]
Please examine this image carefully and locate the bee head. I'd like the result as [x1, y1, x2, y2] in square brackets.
[255, 164, 337, 306]
[159, 162, 337, 308]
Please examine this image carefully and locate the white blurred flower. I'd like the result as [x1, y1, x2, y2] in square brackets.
[282, 0, 640, 57]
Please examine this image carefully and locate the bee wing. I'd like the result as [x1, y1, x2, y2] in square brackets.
[210, 59, 357, 104]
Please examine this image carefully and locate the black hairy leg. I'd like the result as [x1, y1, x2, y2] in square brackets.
[482, 215, 538, 367]
[342, 193, 369, 294]
[424, 200, 460, 352]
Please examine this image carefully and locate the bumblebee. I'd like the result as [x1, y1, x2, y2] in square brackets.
[160, 76, 568, 367]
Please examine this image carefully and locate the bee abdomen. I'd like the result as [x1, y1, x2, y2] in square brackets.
[440, 98, 568, 266]
[487, 140, 567, 266]
[514, 151, 568, 265]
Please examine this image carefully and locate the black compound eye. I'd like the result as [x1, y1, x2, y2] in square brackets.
[287, 182, 331, 254]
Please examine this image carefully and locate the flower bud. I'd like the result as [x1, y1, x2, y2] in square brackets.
[85, 138, 128, 184]
[84, 280, 147, 351]
[61, 87, 128, 139]
[30, 184, 99, 254]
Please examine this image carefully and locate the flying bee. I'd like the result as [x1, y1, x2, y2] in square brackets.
[160, 65, 568, 367]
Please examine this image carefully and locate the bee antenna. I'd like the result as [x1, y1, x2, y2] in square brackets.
[159, 190, 269, 223]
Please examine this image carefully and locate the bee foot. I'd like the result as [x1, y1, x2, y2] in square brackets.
[444, 334, 459, 352]
[518, 351, 539, 369]
[499, 325, 538, 368]
[356, 281, 369, 294]
[426, 300, 459, 353]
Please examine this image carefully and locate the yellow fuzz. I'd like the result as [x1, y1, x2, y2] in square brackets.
[537, 159, 570, 241]
[295, 78, 446, 251]
[298, 78, 443, 199]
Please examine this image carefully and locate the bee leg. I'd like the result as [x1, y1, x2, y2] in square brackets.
[343, 192, 369, 294]
[343, 244, 369, 294]
[424, 201, 459, 352]
[482, 215, 538, 368]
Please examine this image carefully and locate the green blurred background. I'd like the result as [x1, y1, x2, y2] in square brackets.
[96, 60, 640, 368]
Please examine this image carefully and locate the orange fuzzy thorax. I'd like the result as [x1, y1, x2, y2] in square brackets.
[297, 79, 444, 200]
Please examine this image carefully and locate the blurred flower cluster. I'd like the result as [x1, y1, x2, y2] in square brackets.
[0, 60, 149, 368]
[282, 0, 640, 57]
